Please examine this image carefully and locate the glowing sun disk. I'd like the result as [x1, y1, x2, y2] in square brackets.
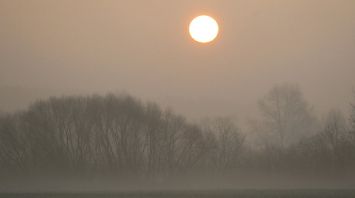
[189, 15, 219, 43]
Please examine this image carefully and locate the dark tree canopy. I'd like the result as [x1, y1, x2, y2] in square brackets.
[0, 91, 354, 187]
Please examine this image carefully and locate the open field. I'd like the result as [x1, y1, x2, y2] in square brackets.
[1, 190, 355, 198]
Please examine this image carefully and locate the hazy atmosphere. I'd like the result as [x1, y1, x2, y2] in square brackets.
[1, 0, 355, 197]
[1, 0, 355, 118]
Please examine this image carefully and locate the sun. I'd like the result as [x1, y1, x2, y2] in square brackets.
[189, 15, 219, 43]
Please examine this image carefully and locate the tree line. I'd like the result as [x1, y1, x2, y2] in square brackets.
[0, 84, 354, 181]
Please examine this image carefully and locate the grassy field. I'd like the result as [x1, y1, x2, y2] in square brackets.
[1, 190, 355, 198]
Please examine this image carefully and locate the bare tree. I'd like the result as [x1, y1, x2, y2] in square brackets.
[257, 83, 317, 148]
[200, 117, 245, 170]
[321, 110, 347, 153]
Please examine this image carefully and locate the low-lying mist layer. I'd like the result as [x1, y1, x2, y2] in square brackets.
[1, 84, 355, 191]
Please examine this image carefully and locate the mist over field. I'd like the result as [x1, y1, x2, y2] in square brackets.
[1, 88, 355, 192]
[1, 0, 355, 196]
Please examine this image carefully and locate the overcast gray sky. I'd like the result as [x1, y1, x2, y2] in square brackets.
[1, 0, 355, 120]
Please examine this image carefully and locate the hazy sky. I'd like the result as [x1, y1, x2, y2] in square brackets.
[1, 0, 355, 120]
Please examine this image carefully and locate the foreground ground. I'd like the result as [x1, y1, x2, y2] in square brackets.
[1, 190, 355, 198]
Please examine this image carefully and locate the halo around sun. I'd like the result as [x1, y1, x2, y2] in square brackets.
[189, 15, 219, 43]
